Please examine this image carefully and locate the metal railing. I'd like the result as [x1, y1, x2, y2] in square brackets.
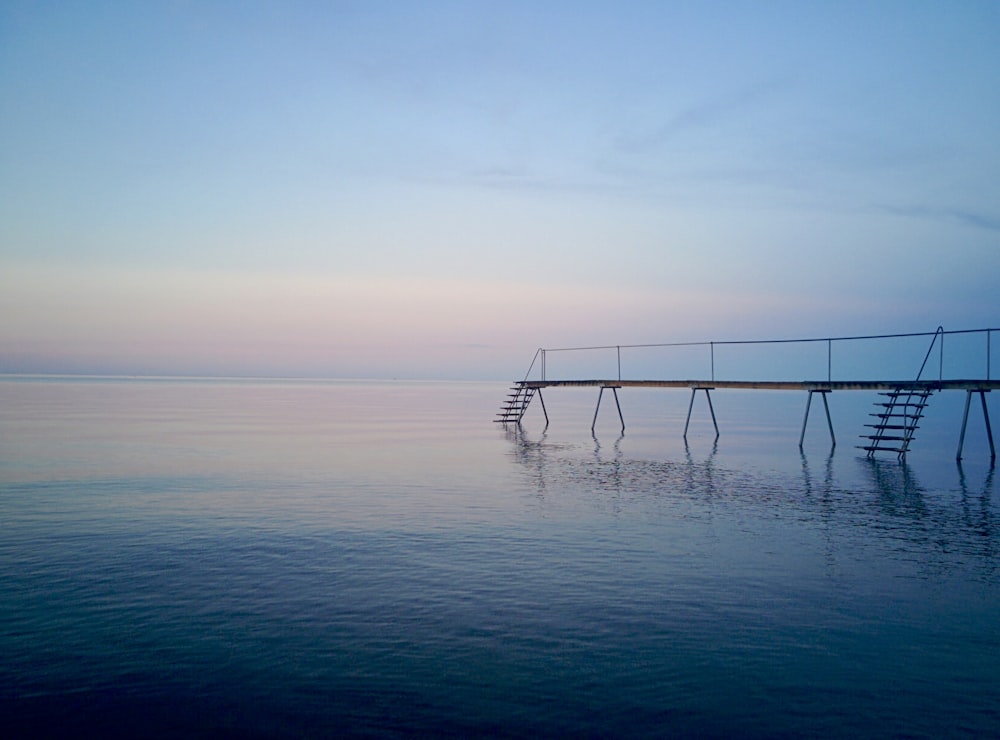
[525, 327, 997, 384]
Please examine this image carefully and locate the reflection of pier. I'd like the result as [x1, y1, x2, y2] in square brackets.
[497, 328, 998, 462]
[508, 426, 999, 577]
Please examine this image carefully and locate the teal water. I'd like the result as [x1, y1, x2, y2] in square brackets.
[1, 377, 998, 737]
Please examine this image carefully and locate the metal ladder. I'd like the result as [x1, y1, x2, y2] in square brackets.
[860, 386, 933, 459]
[494, 382, 536, 425]
[858, 326, 943, 460]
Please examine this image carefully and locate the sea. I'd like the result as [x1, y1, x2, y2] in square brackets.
[1, 376, 998, 738]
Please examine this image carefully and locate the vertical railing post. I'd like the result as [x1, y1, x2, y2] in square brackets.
[827, 339, 832, 383]
[541, 349, 546, 381]
[617, 345, 621, 381]
[710, 342, 715, 382]
[939, 328, 944, 382]
[988, 330, 992, 381]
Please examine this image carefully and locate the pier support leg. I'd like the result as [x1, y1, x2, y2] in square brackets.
[684, 389, 696, 439]
[592, 386, 625, 434]
[984, 391, 996, 462]
[684, 387, 719, 441]
[957, 391, 972, 461]
[592, 387, 604, 433]
[958, 390, 995, 462]
[799, 390, 836, 450]
[537, 389, 549, 429]
[611, 387, 625, 434]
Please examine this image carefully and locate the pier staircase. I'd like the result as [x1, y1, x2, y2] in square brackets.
[859, 326, 944, 460]
[495, 382, 535, 425]
[860, 386, 934, 459]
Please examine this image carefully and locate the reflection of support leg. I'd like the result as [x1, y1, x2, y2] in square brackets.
[957, 390, 973, 461]
[592, 387, 605, 433]
[611, 387, 625, 434]
[537, 389, 549, 429]
[685, 387, 718, 440]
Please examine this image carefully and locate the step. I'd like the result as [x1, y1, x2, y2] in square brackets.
[864, 424, 919, 430]
[860, 434, 911, 441]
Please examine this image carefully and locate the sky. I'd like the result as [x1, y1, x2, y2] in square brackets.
[1, 1, 998, 379]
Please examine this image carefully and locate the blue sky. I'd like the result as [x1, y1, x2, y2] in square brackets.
[1, 1, 998, 378]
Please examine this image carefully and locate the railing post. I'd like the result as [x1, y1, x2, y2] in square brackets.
[541, 349, 546, 381]
[827, 339, 832, 383]
[617, 345, 621, 381]
[988, 330, 992, 381]
[710, 342, 715, 382]
[940, 328, 944, 382]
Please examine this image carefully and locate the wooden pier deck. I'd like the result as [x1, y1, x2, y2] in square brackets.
[523, 379, 1000, 392]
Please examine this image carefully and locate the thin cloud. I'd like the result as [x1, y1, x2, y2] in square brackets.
[880, 204, 1000, 233]
[614, 78, 790, 154]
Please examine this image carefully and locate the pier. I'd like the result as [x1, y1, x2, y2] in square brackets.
[496, 327, 997, 462]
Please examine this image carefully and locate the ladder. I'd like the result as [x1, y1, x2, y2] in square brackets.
[859, 386, 933, 459]
[494, 382, 536, 425]
[859, 326, 943, 460]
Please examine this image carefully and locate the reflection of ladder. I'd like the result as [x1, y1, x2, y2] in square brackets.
[494, 382, 535, 425]
[860, 386, 933, 459]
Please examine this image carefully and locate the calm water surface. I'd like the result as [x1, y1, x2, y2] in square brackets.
[1, 377, 998, 737]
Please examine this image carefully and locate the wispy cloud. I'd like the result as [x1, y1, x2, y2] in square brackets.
[879, 204, 1000, 232]
[614, 78, 789, 155]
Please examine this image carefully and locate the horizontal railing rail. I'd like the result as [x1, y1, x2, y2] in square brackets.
[523, 327, 997, 384]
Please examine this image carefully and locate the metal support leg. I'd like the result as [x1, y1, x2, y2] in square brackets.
[611, 387, 625, 434]
[684, 387, 719, 440]
[799, 391, 813, 450]
[821, 391, 836, 448]
[684, 388, 697, 439]
[957, 390, 973, 461]
[982, 391, 995, 462]
[799, 390, 836, 450]
[960, 390, 995, 462]
[705, 388, 719, 440]
[592, 386, 624, 434]
[537, 389, 549, 429]
[592, 387, 605, 433]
